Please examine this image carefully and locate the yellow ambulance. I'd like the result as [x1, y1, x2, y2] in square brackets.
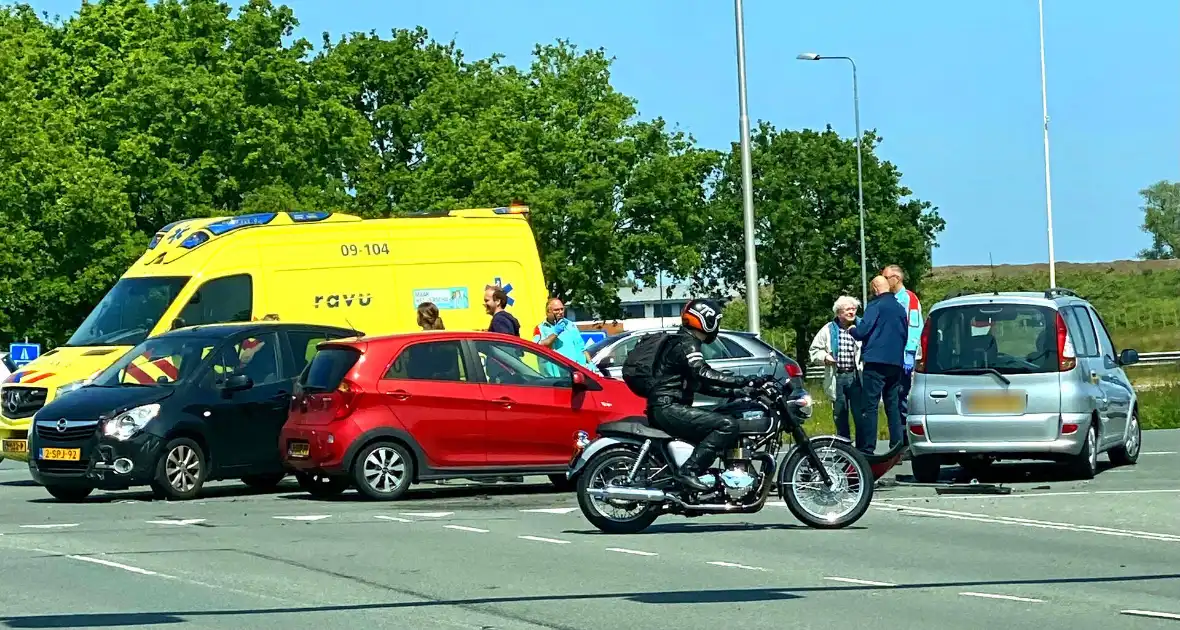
[0, 205, 546, 461]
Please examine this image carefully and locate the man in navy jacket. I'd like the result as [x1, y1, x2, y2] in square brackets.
[848, 275, 908, 452]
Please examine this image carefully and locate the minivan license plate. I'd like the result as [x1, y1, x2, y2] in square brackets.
[963, 391, 1025, 415]
[39, 448, 80, 461]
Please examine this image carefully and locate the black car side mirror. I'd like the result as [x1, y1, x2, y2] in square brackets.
[1118, 349, 1139, 367]
[222, 374, 253, 394]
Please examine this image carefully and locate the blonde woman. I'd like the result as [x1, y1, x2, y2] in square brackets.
[808, 295, 870, 454]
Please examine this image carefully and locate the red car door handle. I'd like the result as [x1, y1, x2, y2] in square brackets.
[386, 390, 411, 400]
[494, 397, 514, 407]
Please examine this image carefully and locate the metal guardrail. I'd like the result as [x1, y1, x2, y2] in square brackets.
[803, 351, 1180, 379]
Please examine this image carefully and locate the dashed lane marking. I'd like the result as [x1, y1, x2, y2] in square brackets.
[519, 507, 579, 514]
[960, 592, 1045, 603]
[401, 511, 454, 518]
[824, 576, 897, 587]
[20, 524, 78, 529]
[444, 525, 490, 533]
[606, 548, 658, 557]
[67, 554, 172, 578]
[146, 519, 205, 526]
[518, 535, 570, 545]
[373, 515, 413, 523]
[707, 561, 768, 572]
[272, 515, 332, 522]
[876, 504, 1180, 542]
[1121, 610, 1180, 621]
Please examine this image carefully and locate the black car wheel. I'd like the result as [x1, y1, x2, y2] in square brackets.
[152, 437, 207, 500]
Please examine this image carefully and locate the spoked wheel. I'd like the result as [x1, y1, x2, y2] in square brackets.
[576, 447, 661, 534]
[780, 438, 874, 529]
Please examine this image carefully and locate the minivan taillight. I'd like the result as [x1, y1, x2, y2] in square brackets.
[1055, 312, 1077, 372]
[332, 379, 363, 419]
[914, 318, 932, 373]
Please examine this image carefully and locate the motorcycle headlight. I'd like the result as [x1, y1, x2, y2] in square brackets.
[103, 404, 161, 441]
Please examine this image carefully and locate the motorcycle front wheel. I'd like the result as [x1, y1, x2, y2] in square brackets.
[781, 437, 874, 529]
[576, 446, 661, 535]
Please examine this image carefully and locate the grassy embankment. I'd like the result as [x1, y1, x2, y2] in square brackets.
[754, 260, 1180, 436]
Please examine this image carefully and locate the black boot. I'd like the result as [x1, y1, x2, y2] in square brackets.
[675, 447, 717, 492]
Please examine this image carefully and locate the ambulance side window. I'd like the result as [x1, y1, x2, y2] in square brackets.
[176, 274, 254, 329]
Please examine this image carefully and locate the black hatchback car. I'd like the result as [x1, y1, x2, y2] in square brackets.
[28, 321, 359, 501]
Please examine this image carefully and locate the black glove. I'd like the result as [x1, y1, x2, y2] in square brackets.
[746, 375, 774, 388]
[736, 386, 759, 399]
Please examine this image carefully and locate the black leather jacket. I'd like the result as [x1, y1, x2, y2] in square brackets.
[648, 327, 749, 406]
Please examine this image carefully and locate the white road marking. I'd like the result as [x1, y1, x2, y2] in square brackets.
[519, 507, 580, 514]
[146, 519, 205, 526]
[444, 525, 489, 533]
[272, 515, 332, 522]
[401, 511, 454, 518]
[824, 576, 896, 587]
[1143, 451, 1177, 455]
[707, 561, 768, 572]
[20, 523, 78, 529]
[67, 554, 171, 578]
[876, 504, 1180, 542]
[518, 535, 570, 545]
[606, 547, 658, 557]
[960, 592, 1044, 603]
[881, 488, 1180, 501]
[373, 515, 413, 523]
[1121, 609, 1180, 620]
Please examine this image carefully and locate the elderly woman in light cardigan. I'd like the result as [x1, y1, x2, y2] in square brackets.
[808, 295, 872, 454]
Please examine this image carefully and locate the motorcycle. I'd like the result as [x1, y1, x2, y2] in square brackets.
[566, 370, 882, 534]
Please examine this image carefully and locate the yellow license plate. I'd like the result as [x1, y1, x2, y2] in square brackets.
[964, 392, 1025, 414]
[39, 448, 81, 461]
[2, 439, 28, 454]
[288, 442, 310, 458]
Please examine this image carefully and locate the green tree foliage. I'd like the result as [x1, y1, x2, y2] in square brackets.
[1138, 180, 1179, 260]
[698, 123, 945, 363]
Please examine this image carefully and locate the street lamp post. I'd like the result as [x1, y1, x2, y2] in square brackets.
[734, 0, 760, 334]
[1038, 0, 1057, 289]
[797, 52, 867, 307]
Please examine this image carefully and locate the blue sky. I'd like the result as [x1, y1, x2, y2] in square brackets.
[28, 0, 1180, 267]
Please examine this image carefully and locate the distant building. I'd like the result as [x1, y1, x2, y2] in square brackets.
[567, 282, 741, 322]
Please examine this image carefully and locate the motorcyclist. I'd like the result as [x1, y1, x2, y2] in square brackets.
[648, 298, 766, 492]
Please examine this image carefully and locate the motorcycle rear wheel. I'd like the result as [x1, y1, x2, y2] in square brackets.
[576, 447, 660, 535]
[781, 438, 874, 529]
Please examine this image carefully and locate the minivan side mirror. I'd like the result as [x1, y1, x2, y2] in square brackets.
[1118, 349, 1139, 367]
[222, 374, 253, 394]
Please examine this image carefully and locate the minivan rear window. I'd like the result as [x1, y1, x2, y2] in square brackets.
[301, 347, 361, 392]
[925, 304, 1059, 375]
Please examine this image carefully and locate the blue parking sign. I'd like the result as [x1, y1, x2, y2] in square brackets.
[8, 343, 40, 368]
[579, 331, 607, 345]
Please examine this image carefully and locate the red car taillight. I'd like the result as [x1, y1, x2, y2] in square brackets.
[785, 362, 803, 379]
[330, 379, 363, 420]
[914, 318, 932, 373]
[1055, 312, 1077, 372]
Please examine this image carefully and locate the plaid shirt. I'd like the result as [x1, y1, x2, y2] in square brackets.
[836, 325, 857, 371]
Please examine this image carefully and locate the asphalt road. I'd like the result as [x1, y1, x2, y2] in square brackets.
[2, 432, 1180, 629]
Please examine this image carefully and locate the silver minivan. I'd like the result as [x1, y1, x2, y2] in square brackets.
[907, 288, 1141, 482]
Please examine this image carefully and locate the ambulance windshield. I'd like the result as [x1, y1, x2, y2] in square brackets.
[66, 277, 190, 347]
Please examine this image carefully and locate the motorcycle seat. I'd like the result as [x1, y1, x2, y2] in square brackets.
[596, 418, 673, 440]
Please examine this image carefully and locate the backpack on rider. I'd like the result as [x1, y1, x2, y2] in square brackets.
[620, 333, 672, 398]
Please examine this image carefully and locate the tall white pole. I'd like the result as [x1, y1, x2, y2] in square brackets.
[1038, 0, 1057, 288]
[734, 0, 760, 334]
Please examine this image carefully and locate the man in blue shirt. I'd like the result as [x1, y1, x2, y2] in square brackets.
[849, 276, 909, 452]
[533, 298, 590, 375]
[883, 264, 923, 437]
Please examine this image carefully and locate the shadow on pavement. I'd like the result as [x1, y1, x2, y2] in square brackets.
[4, 571, 1179, 628]
[562, 521, 854, 535]
[892, 460, 1119, 486]
[275, 482, 565, 503]
[22, 480, 302, 504]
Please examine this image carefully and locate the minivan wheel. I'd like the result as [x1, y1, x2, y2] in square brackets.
[910, 455, 942, 484]
[1108, 411, 1141, 467]
[152, 437, 207, 500]
[353, 441, 414, 501]
[45, 485, 93, 502]
[1067, 423, 1098, 480]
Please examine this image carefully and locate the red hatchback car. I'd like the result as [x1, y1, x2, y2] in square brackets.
[280, 331, 647, 500]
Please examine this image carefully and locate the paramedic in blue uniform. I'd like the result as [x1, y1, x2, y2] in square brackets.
[533, 298, 591, 375]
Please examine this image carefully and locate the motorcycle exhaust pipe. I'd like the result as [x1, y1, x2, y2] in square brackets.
[587, 486, 667, 502]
